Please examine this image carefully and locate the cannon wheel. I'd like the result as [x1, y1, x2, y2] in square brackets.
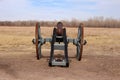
[76, 24, 84, 61]
[35, 23, 42, 60]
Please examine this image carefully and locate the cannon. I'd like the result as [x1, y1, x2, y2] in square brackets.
[32, 22, 87, 67]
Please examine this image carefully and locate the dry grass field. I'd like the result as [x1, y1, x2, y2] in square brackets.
[0, 26, 120, 80]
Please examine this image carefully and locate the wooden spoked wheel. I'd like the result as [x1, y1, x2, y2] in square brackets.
[35, 23, 41, 60]
[76, 24, 84, 61]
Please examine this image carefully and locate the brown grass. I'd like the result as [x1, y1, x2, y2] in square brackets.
[0, 26, 120, 55]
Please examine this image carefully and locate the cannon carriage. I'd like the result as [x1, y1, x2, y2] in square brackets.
[32, 22, 87, 67]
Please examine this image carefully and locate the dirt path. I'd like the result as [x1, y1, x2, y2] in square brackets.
[0, 27, 120, 80]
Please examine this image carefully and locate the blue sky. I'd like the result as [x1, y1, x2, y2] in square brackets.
[0, 0, 120, 21]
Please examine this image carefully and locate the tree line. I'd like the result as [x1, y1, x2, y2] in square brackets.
[0, 17, 120, 28]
